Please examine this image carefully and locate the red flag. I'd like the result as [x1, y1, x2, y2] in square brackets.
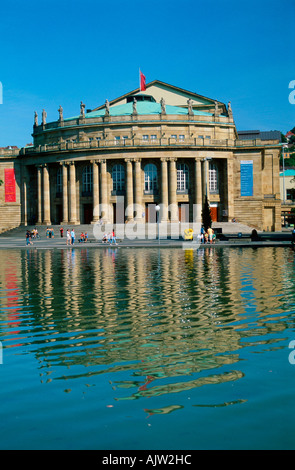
[140, 70, 146, 91]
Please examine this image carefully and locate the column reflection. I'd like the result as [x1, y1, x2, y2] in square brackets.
[0, 247, 293, 401]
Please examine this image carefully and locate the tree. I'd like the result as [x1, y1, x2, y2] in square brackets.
[0, 180, 3, 186]
[202, 195, 212, 231]
[281, 133, 287, 143]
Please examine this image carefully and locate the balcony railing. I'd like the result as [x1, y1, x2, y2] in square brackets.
[20, 137, 280, 156]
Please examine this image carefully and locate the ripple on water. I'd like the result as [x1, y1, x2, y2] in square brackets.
[0, 246, 294, 449]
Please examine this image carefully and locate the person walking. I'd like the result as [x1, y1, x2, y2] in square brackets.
[201, 226, 205, 243]
[60, 227, 64, 238]
[70, 229, 75, 245]
[207, 227, 214, 244]
[110, 229, 117, 245]
[26, 230, 33, 246]
[66, 229, 71, 245]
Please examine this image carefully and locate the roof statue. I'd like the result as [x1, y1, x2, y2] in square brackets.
[42, 109, 47, 125]
[58, 105, 63, 121]
[228, 101, 233, 118]
[160, 97, 166, 114]
[105, 99, 110, 116]
[214, 100, 219, 117]
[80, 101, 85, 118]
[187, 98, 193, 116]
[132, 97, 137, 115]
[34, 111, 38, 126]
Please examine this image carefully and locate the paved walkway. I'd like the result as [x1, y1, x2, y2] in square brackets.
[0, 222, 293, 249]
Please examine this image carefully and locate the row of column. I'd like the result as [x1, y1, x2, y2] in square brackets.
[122, 157, 204, 223]
[36, 157, 208, 225]
[37, 159, 110, 225]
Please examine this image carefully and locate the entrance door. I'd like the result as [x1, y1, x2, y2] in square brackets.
[84, 204, 93, 224]
[210, 205, 218, 222]
[145, 203, 157, 223]
[56, 204, 63, 224]
[178, 203, 189, 222]
[263, 206, 275, 231]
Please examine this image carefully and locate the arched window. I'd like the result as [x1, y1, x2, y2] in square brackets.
[177, 163, 189, 192]
[112, 164, 125, 192]
[209, 162, 218, 193]
[82, 165, 93, 195]
[144, 163, 158, 192]
[56, 167, 62, 197]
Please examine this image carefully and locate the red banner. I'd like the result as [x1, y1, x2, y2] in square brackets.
[5, 169, 16, 202]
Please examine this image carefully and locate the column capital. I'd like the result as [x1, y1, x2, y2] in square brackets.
[168, 157, 177, 162]
[98, 158, 106, 165]
[124, 158, 133, 163]
[59, 160, 70, 166]
[160, 157, 168, 162]
[134, 158, 141, 163]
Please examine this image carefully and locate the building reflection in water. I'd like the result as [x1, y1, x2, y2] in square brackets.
[0, 246, 294, 403]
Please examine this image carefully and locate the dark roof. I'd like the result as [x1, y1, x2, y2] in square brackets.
[238, 130, 281, 141]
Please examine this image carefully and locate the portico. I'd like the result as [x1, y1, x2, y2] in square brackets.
[27, 153, 231, 227]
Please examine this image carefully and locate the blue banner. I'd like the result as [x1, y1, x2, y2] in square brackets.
[240, 160, 253, 197]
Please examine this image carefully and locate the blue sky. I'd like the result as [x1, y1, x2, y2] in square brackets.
[0, 0, 294, 147]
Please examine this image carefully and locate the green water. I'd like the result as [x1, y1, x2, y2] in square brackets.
[0, 246, 295, 450]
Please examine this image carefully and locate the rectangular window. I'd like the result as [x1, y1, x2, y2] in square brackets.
[209, 170, 218, 192]
[150, 135, 157, 140]
[56, 168, 63, 196]
[286, 189, 295, 200]
[114, 136, 120, 145]
[177, 164, 189, 192]
[171, 134, 177, 139]
[143, 135, 149, 141]
[179, 135, 185, 141]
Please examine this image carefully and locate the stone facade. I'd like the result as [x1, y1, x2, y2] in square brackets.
[0, 80, 281, 232]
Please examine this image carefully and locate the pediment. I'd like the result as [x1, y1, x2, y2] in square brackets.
[92, 80, 225, 113]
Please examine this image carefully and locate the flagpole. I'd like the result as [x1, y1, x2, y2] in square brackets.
[139, 68, 141, 91]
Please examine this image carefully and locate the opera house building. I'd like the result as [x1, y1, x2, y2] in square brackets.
[0, 80, 282, 232]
